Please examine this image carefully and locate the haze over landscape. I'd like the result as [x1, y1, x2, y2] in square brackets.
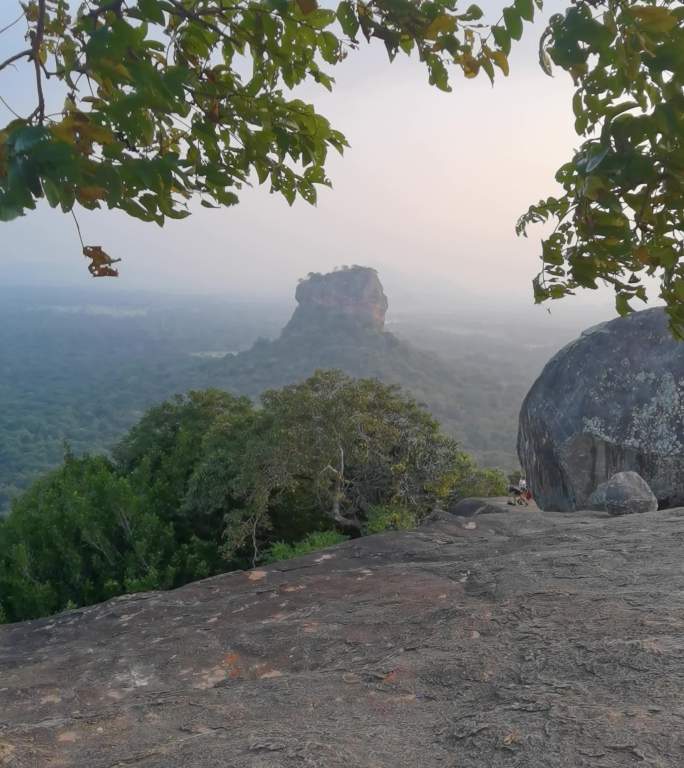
[1, 0, 624, 511]
[3, 1, 684, 765]
[2, 0, 615, 315]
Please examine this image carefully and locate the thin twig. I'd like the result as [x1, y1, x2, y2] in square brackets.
[29, 0, 47, 123]
[0, 93, 22, 118]
[0, 48, 32, 73]
[0, 10, 25, 36]
[71, 209, 85, 249]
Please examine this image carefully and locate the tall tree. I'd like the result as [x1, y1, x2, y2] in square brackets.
[113, 388, 253, 539]
[217, 370, 475, 562]
[0, 454, 176, 622]
[0, 372, 506, 621]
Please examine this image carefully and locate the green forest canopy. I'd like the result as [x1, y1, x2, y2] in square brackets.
[1, 1, 684, 328]
[0, 371, 507, 623]
[0, 288, 551, 512]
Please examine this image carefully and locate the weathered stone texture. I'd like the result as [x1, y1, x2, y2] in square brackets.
[2, 504, 684, 767]
[447, 496, 511, 517]
[589, 471, 658, 516]
[518, 308, 684, 511]
[284, 266, 388, 335]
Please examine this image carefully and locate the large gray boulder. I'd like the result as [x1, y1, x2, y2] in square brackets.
[589, 471, 658, 516]
[518, 308, 684, 511]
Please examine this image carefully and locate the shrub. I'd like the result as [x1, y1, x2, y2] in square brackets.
[261, 531, 349, 564]
[364, 504, 417, 534]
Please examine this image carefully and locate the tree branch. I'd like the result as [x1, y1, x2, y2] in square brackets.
[0, 93, 23, 119]
[0, 11, 25, 36]
[0, 49, 32, 74]
[166, 0, 239, 47]
[29, 0, 47, 123]
[118, 508, 151, 572]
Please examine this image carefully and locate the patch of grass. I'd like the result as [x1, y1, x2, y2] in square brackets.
[262, 530, 349, 564]
[364, 504, 417, 534]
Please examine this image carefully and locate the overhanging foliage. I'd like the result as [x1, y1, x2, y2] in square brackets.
[1, 1, 683, 328]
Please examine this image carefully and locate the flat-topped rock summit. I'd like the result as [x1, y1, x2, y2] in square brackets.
[2, 503, 684, 767]
[202, 267, 476, 444]
[284, 266, 388, 335]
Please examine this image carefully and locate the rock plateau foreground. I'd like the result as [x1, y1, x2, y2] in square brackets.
[2, 505, 684, 767]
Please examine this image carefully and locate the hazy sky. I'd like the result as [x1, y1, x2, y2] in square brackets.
[1, 0, 619, 318]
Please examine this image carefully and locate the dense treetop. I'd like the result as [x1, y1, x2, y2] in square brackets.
[0, 370, 507, 623]
[1, 1, 683, 325]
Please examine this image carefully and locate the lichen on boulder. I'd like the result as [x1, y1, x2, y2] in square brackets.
[518, 308, 684, 511]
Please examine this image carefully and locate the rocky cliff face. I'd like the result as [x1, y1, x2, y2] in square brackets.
[283, 266, 388, 335]
[518, 308, 684, 511]
[204, 265, 461, 411]
[2, 504, 684, 767]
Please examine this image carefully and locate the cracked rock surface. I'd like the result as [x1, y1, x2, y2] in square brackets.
[2, 504, 684, 767]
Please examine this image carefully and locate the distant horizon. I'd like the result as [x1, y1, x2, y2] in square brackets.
[2, 0, 614, 315]
[0, 268, 637, 339]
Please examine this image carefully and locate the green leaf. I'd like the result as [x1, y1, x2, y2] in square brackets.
[514, 0, 534, 23]
[460, 5, 484, 21]
[11, 126, 50, 154]
[584, 145, 609, 173]
[41, 177, 62, 208]
[673, 278, 684, 303]
[480, 55, 495, 84]
[0, 197, 25, 221]
[138, 0, 165, 25]
[264, 0, 289, 11]
[492, 25, 511, 55]
[336, 1, 359, 37]
[306, 9, 336, 28]
[319, 30, 340, 64]
[399, 35, 414, 55]
[427, 57, 451, 92]
[297, 179, 317, 204]
[615, 293, 632, 316]
[59, 185, 75, 213]
[572, 92, 583, 117]
[503, 7, 523, 41]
